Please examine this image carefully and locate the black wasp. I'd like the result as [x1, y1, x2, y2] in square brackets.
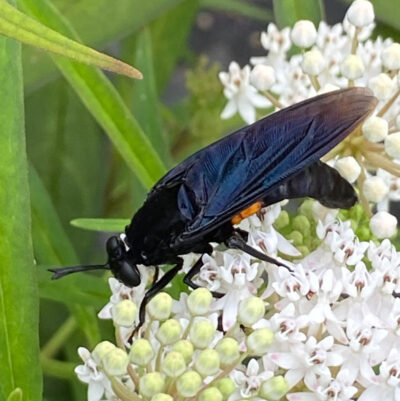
[50, 87, 377, 331]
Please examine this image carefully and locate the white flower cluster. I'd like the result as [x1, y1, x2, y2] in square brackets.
[76, 201, 400, 401]
[219, 0, 400, 221]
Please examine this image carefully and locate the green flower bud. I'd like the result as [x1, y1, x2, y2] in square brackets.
[151, 394, 173, 401]
[356, 226, 371, 241]
[246, 328, 274, 355]
[156, 319, 182, 345]
[102, 348, 129, 376]
[287, 231, 303, 246]
[274, 211, 290, 230]
[129, 338, 155, 366]
[172, 340, 194, 364]
[214, 378, 236, 400]
[350, 219, 358, 232]
[187, 288, 213, 315]
[297, 245, 310, 257]
[350, 204, 364, 222]
[139, 372, 166, 398]
[238, 296, 265, 326]
[195, 349, 220, 376]
[111, 299, 137, 327]
[92, 341, 116, 364]
[299, 199, 314, 219]
[161, 351, 186, 377]
[259, 376, 289, 400]
[215, 338, 240, 366]
[148, 293, 172, 321]
[176, 371, 202, 397]
[292, 215, 311, 235]
[199, 387, 223, 401]
[189, 320, 216, 349]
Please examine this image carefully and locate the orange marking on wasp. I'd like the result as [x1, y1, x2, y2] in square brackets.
[231, 201, 263, 225]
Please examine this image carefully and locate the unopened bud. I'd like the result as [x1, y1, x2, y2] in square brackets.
[148, 293, 172, 321]
[92, 341, 116, 364]
[318, 84, 340, 94]
[139, 372, 166, 398]
[287, 231, 303, 246]
[246, 328, 274, 355]
[199, 388, 223, 401]
[112, 299, 137, 327]
[362, 116, 388, 143]
[312, 201, 338, 222]
[102, 348, 129, 376]
[187, 288, 213, 315]
[335, 156, 361, 183]
[385, 132, 400, 158]
[215, 338, 240, 366]
[291, 20, 317, 48]
[370, 211, 397, 239]
[369, 73, 395, 101]
[274, 211, 290, 229]
[238, 297, 265, 326]
[292, 215, 311, 235]
[189, 320, 215, 349]
[172, 340, 194, 363]
[259, 376, 289, 400]
[151, 394, 173, 401]
[214, 378, 236, 400]
[156, 319, 182, 345]
[176, 371, 202, 397]
[130, 338, 154, 366]
[195, 349, 220, 376]
[161, 351, 186, 377]
[363, 176, 388, 202]
[301, 49, 325, 75]
[346, 0, 374, 27]
[382, 43, 400, 70]
[250, 65, 276, 91]
[341, 54, 365, 80]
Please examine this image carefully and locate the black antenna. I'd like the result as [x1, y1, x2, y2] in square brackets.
[48, 264, 109, 280]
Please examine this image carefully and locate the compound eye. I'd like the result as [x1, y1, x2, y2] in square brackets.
[119, 261, 141, 287]
[106, 236, 124, 259]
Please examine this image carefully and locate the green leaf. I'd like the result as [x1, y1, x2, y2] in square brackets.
[151, 0, 199, 93]
[26, 80, 107, 258]
[30, 166, 109, 309]
[71, 218, 130, 232]
[23, 0, 183, 92]
[0, 0, 42, 398]
[272, 0, 325, 28]
[132, 28, 171, 164]
[6, 388, 22, 401]
[200, 0, 272, 21]
[0, 0, 141, 78]
[20, 0, 166, 189]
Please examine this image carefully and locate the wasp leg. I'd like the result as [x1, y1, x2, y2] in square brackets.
[131, 260, 183, 340]
[183, 253, 224, 298]
[152, 266, 160, 286]
[225, 231, 293, 272]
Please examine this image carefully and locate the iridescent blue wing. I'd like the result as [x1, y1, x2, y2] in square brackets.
[151, 87, 376, 240]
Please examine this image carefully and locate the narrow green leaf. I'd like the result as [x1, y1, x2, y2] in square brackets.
[20, 0, 166, 188]
[0, 0, 42, 397]
[6, 388, 22, 401]
[132, 28, 171, 163]
[0, 0, 142, 78]
[152, 0, 199, 93]
[273, 0, 325, 28]
[23, 0, 183, 92]
[200, 0, 272, 21]
[71, 218, 130, 232]
[30, 166, 109, 310]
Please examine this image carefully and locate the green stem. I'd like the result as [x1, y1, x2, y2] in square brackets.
[40, 357, 75, 379]
[41, 316, 77, 359]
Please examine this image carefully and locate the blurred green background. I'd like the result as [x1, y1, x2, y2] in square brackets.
[12, 0, 400, 399]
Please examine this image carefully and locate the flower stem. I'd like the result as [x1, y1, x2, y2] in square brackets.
[41, 356, 75, 379]
[351, 27, 360, 54]
[362, 150, 400, 176]
[41, 316, 76, 359]
[110, 377, 142, 401]
[127, 364, 140, 388]
[377, 89, 400, 117]
[264, 90, 284, 109]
